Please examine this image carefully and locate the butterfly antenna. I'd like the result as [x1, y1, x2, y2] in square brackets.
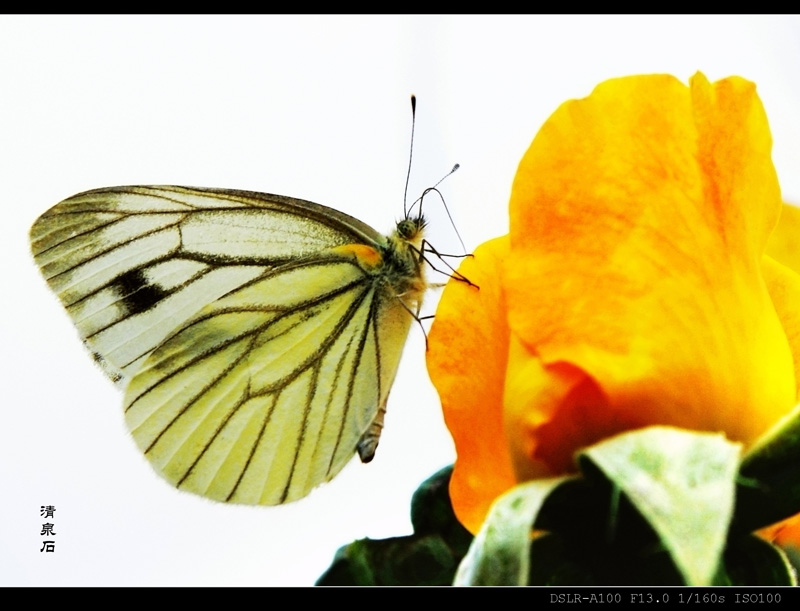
[434, 163, 460, 189]
[407, 162, 460, 220]
[413, 175, 465, 254]
[403, 95, 417, 220]
[432, 164, 465, 252]
[398, 100, 463, 253]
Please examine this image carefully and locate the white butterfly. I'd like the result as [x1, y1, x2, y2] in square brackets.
[30, 185, 430, 504]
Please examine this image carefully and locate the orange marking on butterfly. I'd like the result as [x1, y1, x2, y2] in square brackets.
[332, 244, 383, 269]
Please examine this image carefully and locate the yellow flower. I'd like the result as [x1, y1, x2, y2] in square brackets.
[427, 73, 800, 535]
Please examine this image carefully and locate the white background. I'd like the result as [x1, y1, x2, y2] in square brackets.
[2, 16, 800, 586]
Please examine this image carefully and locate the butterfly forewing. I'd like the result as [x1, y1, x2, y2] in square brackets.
[30, 186, 384, 384]
[30, 186, 422, 504]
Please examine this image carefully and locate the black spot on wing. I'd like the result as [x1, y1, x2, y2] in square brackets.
[114, 268, 169, 315]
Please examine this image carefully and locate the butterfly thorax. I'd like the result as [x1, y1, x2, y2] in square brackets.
[380, 215, 426, 304]
[331, 215, 426, 307]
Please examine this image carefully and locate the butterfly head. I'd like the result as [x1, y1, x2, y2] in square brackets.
[396, 215, 426, 245]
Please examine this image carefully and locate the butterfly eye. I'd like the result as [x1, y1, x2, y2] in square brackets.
[397, 218, 424, 241]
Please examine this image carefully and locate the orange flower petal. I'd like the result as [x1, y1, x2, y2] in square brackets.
[426, 236, 516, 533]
[505, 73, 795, 473]
[757, 250, 800, 548]
[767, 203, 800, 278]
[756, 205, 800, 549]
[762, 255, 800, 403]
[504, 345, 641, 480]
[429, 73, 800, 535]
[759, 512, 800, 550]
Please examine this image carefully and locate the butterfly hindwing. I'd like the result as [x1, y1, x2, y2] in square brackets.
[125, 255, 402, 504]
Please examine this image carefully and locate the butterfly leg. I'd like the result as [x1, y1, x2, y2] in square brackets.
[420, 239, 478, 288]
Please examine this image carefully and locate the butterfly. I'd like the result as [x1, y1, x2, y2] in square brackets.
[30, 183, 433, 505]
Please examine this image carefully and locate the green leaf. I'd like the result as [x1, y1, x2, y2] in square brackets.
[779, 542, 800, 577]
[410, 465, 473, 555]
[315, 535, 462, 586]
[454, 477, 568, 586]
[526, 532, 598, 585]
[719, 534, 797, 586]
[534, 476, 608, 532]
[316, 465, 473, 586]
[735, 402, 800, 531]
[538, 477, 686, 585]
[580, 426, 741, 586]
[316, 538, 376, 585]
